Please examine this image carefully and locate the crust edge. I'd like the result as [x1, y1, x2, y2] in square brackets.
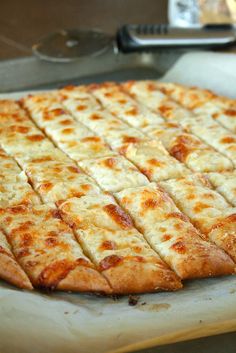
[0, 253, 33, 290]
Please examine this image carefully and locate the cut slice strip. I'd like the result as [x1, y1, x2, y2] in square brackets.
[0, 146, 41, 207]
[23, 94, 114, 161]
[122, 80, 191, 122]
[206, 172, 236, 206]
[79, 155, 149, 193]
[194, 101, 236, 134]
[91, 82, 164, 127]
[100, 126, 148, 151]
[160, 175, 236, 262]
[154, 81, 236, 133]
[153, 82, 216, 110]
[0, 123, 55, 162]
[144, 124, 233, 172]
[0, 229, 32, 289]
[0, 204, 111, 293]
[24, 159, 101, 204]
[59, 194, 182, 293]
[123, 80, 233, 172]
[180, 115, 236, 166]
[0, 182, 41, 208]
[59, 85, 190, 180]
[0, 148, 28, 183]
[115, 183, 235, 279]
[120, 140, 189, 182]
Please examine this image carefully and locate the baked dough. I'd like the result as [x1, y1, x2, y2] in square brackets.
[115, 183, 235, 279]
[59, 194, 182, 293]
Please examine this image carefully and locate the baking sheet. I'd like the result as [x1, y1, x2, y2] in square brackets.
[1, 53, 236, 353]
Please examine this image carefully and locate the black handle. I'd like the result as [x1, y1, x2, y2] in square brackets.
[117, 24, 236, 53]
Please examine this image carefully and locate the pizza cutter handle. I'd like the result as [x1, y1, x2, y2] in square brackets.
[116, 24, 236, 53]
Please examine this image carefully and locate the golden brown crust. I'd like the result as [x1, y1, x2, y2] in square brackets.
[57, 266, 112, 293]
[173, 243, 235, 279]
[102, 260, 182, 294]
[0, 253, 33, 289]
[209, 214, 236, 262]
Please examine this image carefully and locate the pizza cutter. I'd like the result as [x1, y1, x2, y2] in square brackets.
[32, 24, 236, 62]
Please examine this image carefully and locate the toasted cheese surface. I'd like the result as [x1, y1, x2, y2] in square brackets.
[121, 140, 189, 182]
[144, 123, 233, 172]
[122, 80, 191, 122]
[194, 101, 236, 133]
[115, 183, 234, 278]
[207, 172, 236, 206]
[80, 155, 149, 192]
[23, 94, 114, 161]
[0, 204, 110, 292]
[25, 160, 100, 204]
[160, 175, 236, 261]
[152, 81, 236, 133]
[0, 147, 41, 207]
[0, 148, 28, 183]
[59, 194, 181, 292]
[0, 182, 41, 208]
[180, 115, 236, 166]
[124, 81, 234, 172]
[91, 82, 164, 127]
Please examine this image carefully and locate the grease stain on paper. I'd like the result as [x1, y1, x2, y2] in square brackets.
[137, 303, 171, 312]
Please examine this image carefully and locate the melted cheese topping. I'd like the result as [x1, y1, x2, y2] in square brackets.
[194, 101, 236, 134]
[23, 94, 113, 161]
[115, 183, 233, 278]
[153, 82, 236, 133]
[160, 175, 236, 261]
[92, 83, 164, 127]
[123, 80, 191, 122]
[123, 140, 189, 181]
[0, 182, 40, 208]
[80, 155, 149, 192]
[181, 115, 236, 166]
[207, 172, 236, 206]
[0, 147, 41, 207]
[145, 124, 233, 172]
[0, 148, 28, 183]
[0, 204, 95, 288]
[124, 81, 233, 172]
[59, 194, 168, 269]
[25, 160, 100, 204]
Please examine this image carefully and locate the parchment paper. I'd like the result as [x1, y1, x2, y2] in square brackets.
[1, 51, 236, 353]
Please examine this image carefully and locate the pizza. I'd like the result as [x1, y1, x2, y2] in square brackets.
[0, 204, 110, 292]
[115, 183, 234, 279]
[91, 82, 164, 127]
[160, 175, 236, 262]
[59, 194, 181, 293]
[119, 140, 189, 182]
[79, 155, 149, 193]
[154, 81, 236, 133]
[206, 171, 236, 206]
[0, 81, 236, 294]
[144, 123, 233, 172]
[122, 80, 233, 172]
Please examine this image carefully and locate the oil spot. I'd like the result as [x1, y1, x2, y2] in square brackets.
[137, 303, 170, 312]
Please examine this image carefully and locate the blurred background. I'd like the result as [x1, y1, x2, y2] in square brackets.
[0, 0, 168, 59]
[1, 0, 236, 60]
